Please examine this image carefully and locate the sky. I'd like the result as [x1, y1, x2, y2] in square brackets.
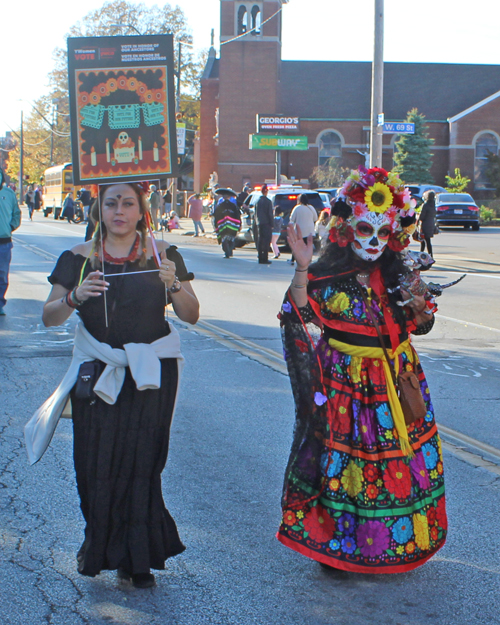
[2, 0, 500, 135]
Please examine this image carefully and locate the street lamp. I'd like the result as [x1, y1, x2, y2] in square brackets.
[175, 40, 194, 113]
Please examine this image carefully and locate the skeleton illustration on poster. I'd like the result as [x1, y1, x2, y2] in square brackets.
[68, 35, 177, 184]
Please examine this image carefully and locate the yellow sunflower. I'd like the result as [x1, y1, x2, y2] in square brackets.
[365, 182, 393, 213]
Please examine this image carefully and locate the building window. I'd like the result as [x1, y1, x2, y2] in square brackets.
[318, 131, 342, 166]
[251, 5, 261, 35]
[475, 132, 499, 188]
[237, 5, 249, 34]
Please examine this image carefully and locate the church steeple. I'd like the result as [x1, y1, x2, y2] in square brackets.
[220, 0, 285, 45]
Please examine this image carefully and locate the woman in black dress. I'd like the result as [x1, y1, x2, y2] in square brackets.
[418, 191, 436, 257]
[41, 182, 199, 588]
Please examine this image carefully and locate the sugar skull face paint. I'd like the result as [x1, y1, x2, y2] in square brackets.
[350, 211, 392, 262]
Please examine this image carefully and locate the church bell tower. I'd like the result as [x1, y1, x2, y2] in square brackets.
[217, 0, 286, 188]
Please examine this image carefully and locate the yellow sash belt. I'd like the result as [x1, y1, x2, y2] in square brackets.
[327, 337, 417, 456]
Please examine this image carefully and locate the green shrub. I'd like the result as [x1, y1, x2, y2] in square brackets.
[480, 206, 495, 222]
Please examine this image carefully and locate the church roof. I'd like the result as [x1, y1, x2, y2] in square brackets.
[278, 61, 500, 121]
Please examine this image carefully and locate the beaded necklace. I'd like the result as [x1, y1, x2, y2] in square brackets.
[102, 233, 141, 264]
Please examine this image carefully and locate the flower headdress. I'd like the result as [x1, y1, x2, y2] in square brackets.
[329, 166, 417, 251]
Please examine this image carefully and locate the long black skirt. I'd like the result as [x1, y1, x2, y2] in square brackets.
[71, 358, 185, 577]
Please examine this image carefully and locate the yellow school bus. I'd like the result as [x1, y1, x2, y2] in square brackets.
[42, 163, 74, 215]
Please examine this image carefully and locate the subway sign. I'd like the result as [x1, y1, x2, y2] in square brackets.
[257, 115, 300, 132]
[249, 134, 308, 151]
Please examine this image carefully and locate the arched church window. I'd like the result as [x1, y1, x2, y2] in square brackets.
[474, 132, 498, 188]
[237, 5, 249, 34]
[318, 131, 342, 166]
[251, 5, 262, 35]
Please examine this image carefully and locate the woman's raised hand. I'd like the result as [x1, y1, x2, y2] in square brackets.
[74, 271, 109, 301]
[287, 223, 313, 269]
[159, 254, 176, 290]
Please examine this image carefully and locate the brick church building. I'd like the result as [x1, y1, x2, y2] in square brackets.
[195, 0, 500, 196]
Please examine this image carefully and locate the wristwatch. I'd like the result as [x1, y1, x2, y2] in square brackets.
[168, 277, 182, 293]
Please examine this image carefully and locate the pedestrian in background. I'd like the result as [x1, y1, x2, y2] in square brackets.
[34, 186, 42, 213]
[213, 188, 241, 258]
[288, 194, 317, 265]
[61, 192, 75, 223]
[148, 184, 161, 231]
[315, 209, 330, 250]
[0, 167, 21, 315]
[418, 190, 436, 258]
[188, 193, 205, 237]
[163, 187, 172, 216]
[78, 187, 92, 222]
[255, 184, 273, 264]
[271, 206, 283, 259]
[26, 181, 199, 588]
[278, 166, 446, 574]
[25, 185, 35, 220]
[236, 183, 251, 209]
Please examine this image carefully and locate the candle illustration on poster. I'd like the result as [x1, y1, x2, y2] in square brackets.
[138, 136, 143, 160]
[153, 142, 159, 162]
[106, 138, 110, 163]
[90, 146, 97, 166]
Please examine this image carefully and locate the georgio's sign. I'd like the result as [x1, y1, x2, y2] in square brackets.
[256, 115, 300, 132]
[68, 35, 178, 185]
[249, 134, 308, 151]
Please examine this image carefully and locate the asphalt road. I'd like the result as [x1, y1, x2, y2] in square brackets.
[1, 211, 499, 625]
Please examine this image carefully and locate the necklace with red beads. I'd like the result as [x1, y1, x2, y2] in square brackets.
[102, 234, 141, 264]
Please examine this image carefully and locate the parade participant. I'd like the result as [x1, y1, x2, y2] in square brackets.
[187, 193, 205, 236]
[61, 192, 75, 223]
[255, 184, 273, 264]
[25, 181, 199, 588]
[288, 194, 317, 265]
[213, 188, 241, 258]
[277, 166, 447, 574]
[0, 167, 21, 315]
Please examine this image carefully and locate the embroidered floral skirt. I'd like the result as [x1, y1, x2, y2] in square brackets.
[277, 338, 447, 574]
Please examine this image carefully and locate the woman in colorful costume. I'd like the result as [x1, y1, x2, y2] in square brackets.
[25, 182, 199, 588]
[277, 167, 447, 574]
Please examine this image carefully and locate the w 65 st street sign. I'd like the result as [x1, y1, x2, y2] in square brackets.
[249, 134, 308, 150]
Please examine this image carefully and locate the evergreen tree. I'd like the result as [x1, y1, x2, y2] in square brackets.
[445, 168, 470, 193]
[393, 108, 434, 183]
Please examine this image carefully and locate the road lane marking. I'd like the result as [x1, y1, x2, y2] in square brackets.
[13, 236, 59, 261]
[175, 317, 500, 476]
[436, 314, 500, 334]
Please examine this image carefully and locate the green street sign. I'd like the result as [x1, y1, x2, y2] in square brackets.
[249, 134, 308, 151]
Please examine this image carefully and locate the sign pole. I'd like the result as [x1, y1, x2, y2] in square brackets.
[275, 150, 281, 186]
[369, 0, 384, 168]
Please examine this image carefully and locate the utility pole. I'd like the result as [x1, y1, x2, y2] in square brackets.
[370, 0, 384, 167]
[50, 101, 57, 166]
[19, 110, 24, 204]
[176, 41, 182, 115]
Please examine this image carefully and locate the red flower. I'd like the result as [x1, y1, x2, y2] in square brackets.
[436, 497, 447, 530]
[368, 167, 388, 181]
[329, 222, 355, 247]
[348, 186, 366, 203]
[282, 510, 297, 526]
[302, 505, 336, 543]
[426, 506, 436, 526]
[363, 464, 381, 483]
[383, 460, 412, 499]
[366, 484, 379, 499]
[387, 232, 409, 252]
[391, 191, 406, 209]
[430, 526, 439, 541]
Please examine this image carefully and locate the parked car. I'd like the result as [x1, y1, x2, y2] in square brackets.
[435, 192, 480, 230]
[314, 187, 339, 202]
[235, 187, 324, 247]
[317, 192, 331, 210]
[407, 184, 446, 207]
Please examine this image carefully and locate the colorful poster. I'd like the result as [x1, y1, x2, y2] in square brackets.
[68, 35, 177, 185]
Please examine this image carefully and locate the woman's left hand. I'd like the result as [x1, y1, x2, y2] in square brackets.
[400, 289, 427, 315]
[159, 255, 176, 289]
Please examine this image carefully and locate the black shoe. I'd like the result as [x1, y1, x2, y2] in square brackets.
[117, 568, 156, 588]
[259, 260, 272, 264]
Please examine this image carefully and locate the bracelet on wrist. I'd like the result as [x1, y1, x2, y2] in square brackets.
[70, 288, 85, 307]
[295, 268, 308, 272]
[167, 277, 182, 294]
[291, 282, 307, 289]
[64, 292, 76, 309]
